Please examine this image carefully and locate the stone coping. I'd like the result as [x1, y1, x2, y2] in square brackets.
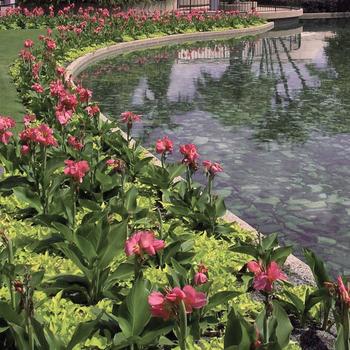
[66, 22, 273, 78]
[259, 8, 303, 20]
[302, 12, 350, 19]
[65, 22, 314, 285]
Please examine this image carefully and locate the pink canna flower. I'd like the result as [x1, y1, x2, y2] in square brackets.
[194, 263, 208, 285]
[120, 111, 141, 124]
[56, 66, 65, 76]
[64, 160, 90, 183]
[155, 136, 173, 155]
[32, 62, 42, 81]
[59, 92, 78, 111]
[55, 106, 73, 126]
[247, 260, 287, 292]
[179, 143, 199, 169]
[337, 276, 350, 307]
[0, 116, 16, 145]
[24, 39, 34, 48]
[67, 136, 84, 151]
[85, 105, 100, 117]
[50, 80, 66, 97]
[125, 230, 165, 257]
[182, 285, 207, 312]
[19, 124, 57, 147]
[19, 49, 35, 62]
[202, 160, 223, 177]
[20, 145, 30, 155]
[106, 158, 126, 173]
[23, 114, 36, 126]
[148, 291, 172, 320]
[76, 85, 92, 103]
[148, 285, 207, 320]
[32, 83, 44, 93]
[45, 38, 56, 51]
[0, 131, 13, 145]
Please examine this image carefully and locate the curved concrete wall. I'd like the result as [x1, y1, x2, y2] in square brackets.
[66, 22, 274, 79]
[259, 8, 303, 20]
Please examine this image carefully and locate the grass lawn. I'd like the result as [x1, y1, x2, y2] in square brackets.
[0, 29, 44, 125]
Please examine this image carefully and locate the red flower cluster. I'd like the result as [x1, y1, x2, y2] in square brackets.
[247, 260, 287, 292]
[24, 39, 34, 48]
[120, 111, 141, 124]
[337, 276, 350, 307]
[50, 80, 66, 98]
[76, 85, 92, 104]
[23, 114, 36, 127]
[148, 285, 207, 320]
[179, 143, 199, 169]
[32, 83, 44, 94]
[19, 124, 57, 148]
[202, 160, 223, 177]
[155, 136, 173, 155]
[106, 158, 126, 173]
[56, 66, 65, 76]
[85, 105, 100, 117]
[32, 62, 42, 81]
[194, 263, 208, 285]
[45, 38, 56, 51]
[67, 136, 84, 151]
[0, 116, 16, 145]
[55, 91, 78, 125]
[125, 230, 165, 257]
[19, 49, 35, 62]
[64, 160, 90, 183]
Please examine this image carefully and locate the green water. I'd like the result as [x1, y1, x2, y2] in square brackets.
[79, 19, 350, 274]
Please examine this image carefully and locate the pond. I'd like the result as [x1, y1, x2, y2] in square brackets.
[78, 19, 350, 275]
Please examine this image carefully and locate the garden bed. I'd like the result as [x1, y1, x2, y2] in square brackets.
[0, 4, 348, 350]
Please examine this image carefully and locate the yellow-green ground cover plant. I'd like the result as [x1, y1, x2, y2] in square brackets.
[0, 4, 349, 350]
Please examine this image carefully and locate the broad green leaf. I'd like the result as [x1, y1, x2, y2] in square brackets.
[117, 278, 151, 338]
[98, 220, 128, 269]
[270, 246, 293, 265]
[0, 301, 23, 325]
[271, 301, 293, 348]
[13, 187, 42, 212]
[67, 319, 98, 350]
[31, 317, 49, 349]
[224, 308, 252, 349]
[205, 291, 241, 312]
[124, 186, 138, 214]
[284, 290, 304, 314]
[105, 263, 134, 286]
[74, 233, 97, 264]
[262, 233, 278, 251]
[139, 318, 174, 346]
[0, 176, 29, 192]
[303, 248, 331, 288]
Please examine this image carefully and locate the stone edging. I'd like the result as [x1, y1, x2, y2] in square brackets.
[302, 12, 350, 19]
[66, 22, 274, 78]
[65, 22, 314, 284]
[259, 8, 303, 20]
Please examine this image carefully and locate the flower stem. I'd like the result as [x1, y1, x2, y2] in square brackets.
[177, 300, 187, 350]
[342, 303, 350, 350]
[263, 294, 271, 344]
[4, 235, 16, 310]
[208, 176, 213, 206]
[186, 166, 192, 192]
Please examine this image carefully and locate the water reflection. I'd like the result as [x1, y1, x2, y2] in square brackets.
[79, 20, 350, 274]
